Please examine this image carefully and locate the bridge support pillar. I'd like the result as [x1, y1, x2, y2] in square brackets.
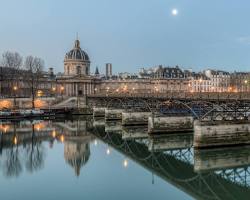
[194, 120, 250, 148]
[93, 107, 105, 118]
[105, 109, 124, 121]
[122, 112, 151, 126]
[148, 116, 194, 134]
[105, 121, 123, 134]
[194, 146, 250, 172]
[122, 126, 148, 140]
[148, 133, 193, 152]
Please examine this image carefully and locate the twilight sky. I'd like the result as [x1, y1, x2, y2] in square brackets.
[0, 0, 250, 74]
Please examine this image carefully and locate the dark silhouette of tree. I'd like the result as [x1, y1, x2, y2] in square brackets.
[1, 51, 23, 96]
[24, 56, 45, 108]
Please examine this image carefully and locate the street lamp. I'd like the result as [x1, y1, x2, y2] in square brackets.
[244, 80, 248, 92]
[13, 86, 18, 109]
[60, 86, 64, 98]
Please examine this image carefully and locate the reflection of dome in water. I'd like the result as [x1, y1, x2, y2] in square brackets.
[64, 141, 90, 176]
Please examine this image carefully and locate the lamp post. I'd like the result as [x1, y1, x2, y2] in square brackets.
[51, 87, 56, 97]
[13, 86, 18, 109]
[60, 86, 64, 99]
[244, 80, 248, 92]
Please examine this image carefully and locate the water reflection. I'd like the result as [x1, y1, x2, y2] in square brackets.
[0, 117, 250, 199]
[0, 118, 93, 178]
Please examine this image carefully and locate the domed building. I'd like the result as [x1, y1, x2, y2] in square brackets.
[64, 39, 90, 76]
[57, 38, 99, 96]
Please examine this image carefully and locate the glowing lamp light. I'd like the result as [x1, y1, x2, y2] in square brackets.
[94, 139, 98, 146]
[13, 86, 18, 91]
[14, 136, 18, 145]
[106, 148, 111, 155]
[123, 159, 128, 168]
[52, 130, 56, 138]
[37, 90, 43, 97]
[60, 135, 65, 143]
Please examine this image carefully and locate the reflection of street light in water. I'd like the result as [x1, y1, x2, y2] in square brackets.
[123, 159, 128, 168]
[13, 136, 18, 145]
[106, 148, 111, 155]
[60, 135, 65, 143]
[52, 130, 56, 138]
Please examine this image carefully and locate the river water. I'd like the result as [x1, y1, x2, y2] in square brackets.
[0, 117, 249, 200]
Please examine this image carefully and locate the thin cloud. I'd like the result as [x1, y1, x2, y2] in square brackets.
[237, 36, 250, 45]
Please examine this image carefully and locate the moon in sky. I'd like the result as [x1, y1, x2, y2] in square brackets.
[172, 9, 178, 16]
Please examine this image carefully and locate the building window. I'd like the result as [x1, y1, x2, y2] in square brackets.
[77, 66, 81, 75]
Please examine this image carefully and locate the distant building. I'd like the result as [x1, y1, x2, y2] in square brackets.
[187, 72, 211, 92]
[106, 63, 112, 78]
[64, 39, 90, 76]
[0, 66, 56, 98]
[94, 67, 100, 77]
[230, 72, 250, 92]
[204, 69, 230, 92]
[57, 39, 96, 96]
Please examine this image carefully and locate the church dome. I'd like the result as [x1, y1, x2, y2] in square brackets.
[64, 40, 90, 62]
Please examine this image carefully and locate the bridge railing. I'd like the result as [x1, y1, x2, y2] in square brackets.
[87, 92, 250, 101]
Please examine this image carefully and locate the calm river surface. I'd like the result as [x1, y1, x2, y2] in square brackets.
[0, 117, 249, 200]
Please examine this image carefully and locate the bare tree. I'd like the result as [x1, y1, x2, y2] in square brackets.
[24, 56, 45, 108]
[1, 51, 23, 96]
